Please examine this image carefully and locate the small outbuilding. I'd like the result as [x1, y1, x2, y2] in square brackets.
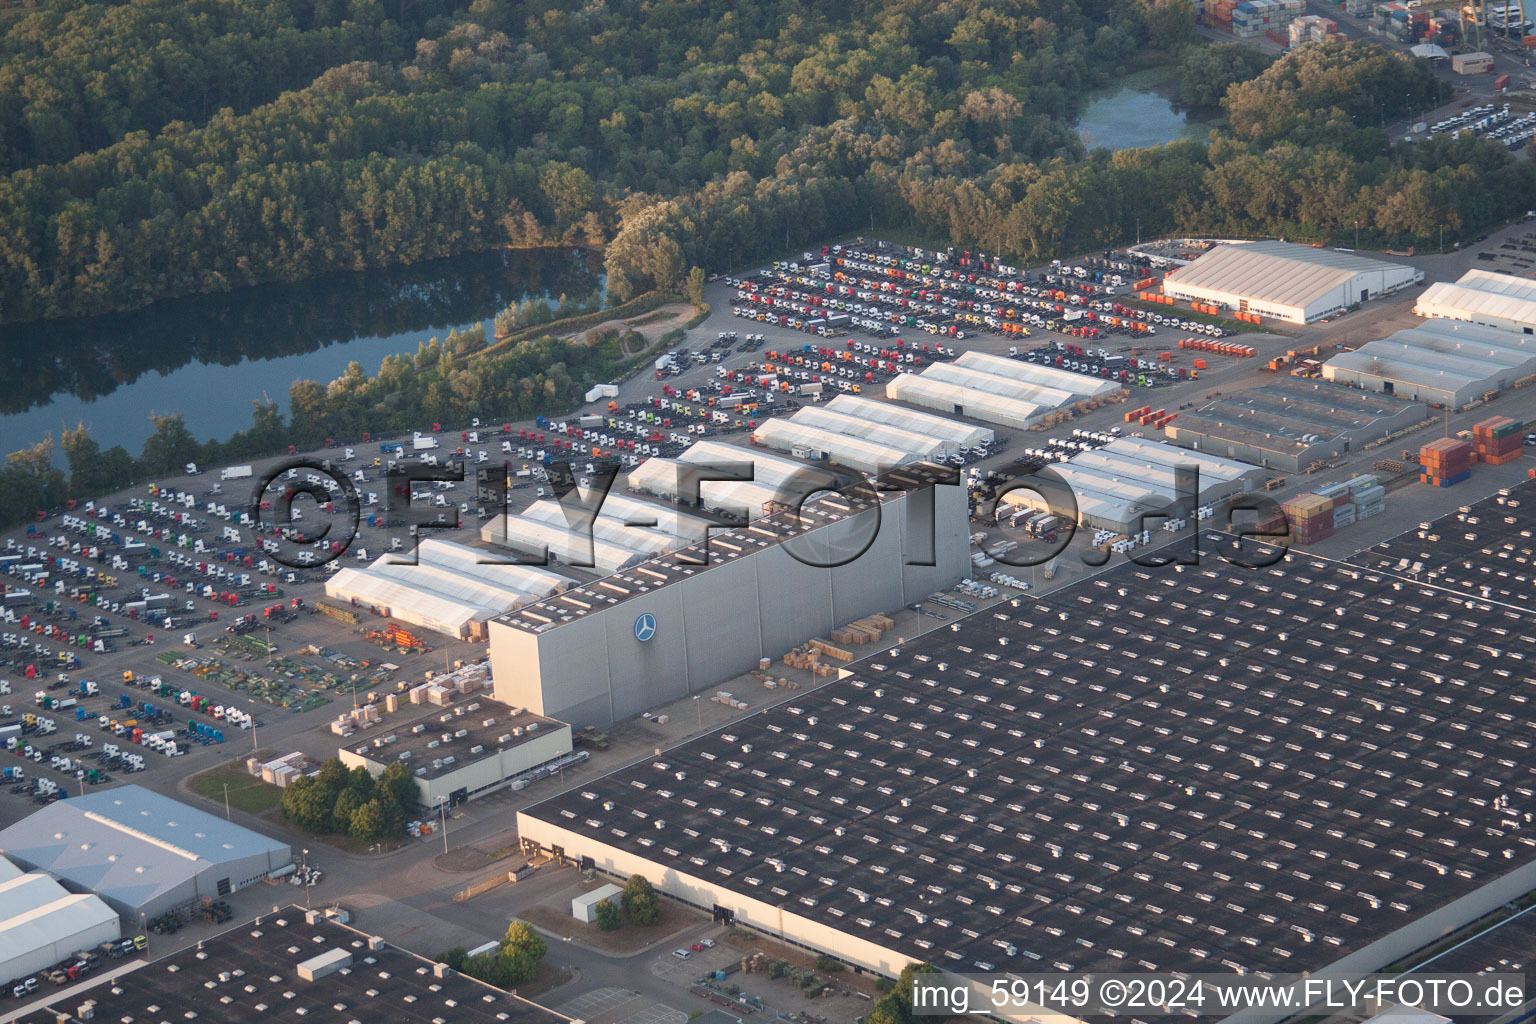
[571, 883, 623, 923]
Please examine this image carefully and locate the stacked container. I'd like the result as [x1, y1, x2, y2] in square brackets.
[1347, 475, 1385, 519]
[1288, 14, 1338, 44]
[1420, 437, 1472, 486]
[1282, 492, 1336, 545]
[1233, 0, 1304, 35]
[1210, 0, 1237, 26]
[1472, 416, 1523, 465]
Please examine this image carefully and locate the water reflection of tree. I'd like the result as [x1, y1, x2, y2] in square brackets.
[0, 247, 599, 415]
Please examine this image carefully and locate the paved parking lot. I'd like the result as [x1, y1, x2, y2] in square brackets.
[556, 986, 687, 1024]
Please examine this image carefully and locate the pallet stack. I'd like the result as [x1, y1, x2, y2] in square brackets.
[829, 613, 894, 646]
[1472, 417, 1523, 466]
[807, 638, 854, 662]
[1420, 438, 1472, 487]
[1282, 492, 1335, 545]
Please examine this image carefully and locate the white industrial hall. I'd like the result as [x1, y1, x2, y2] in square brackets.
[1160, 240, 1422, 323]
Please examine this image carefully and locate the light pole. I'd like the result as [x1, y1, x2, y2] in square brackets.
[302, 848, 311, 908]
[1355, 220, 1360, 251]
[436, 796, 449, 854]
[693, 695, 702, 731]
[223, 782, 230, 820]
[249, 701, 258, 754]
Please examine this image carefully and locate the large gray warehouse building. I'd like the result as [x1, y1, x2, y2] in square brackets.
[0, 786, 291, 920]
[1163, 377, 1428, 472]
[489, 464, 970, 727]
[1161, 240, 1422, 323]
[1323, 318, 1536, 408]
[519, 485, 1536, 993]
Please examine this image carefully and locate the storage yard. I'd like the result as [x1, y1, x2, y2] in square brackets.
[1160, 240, 1423, 324]
[518, 484, 1536, 981]
[1323, 318, 1536, 408]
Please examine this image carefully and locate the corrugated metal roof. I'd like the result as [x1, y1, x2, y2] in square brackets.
[680, 440, 836, 491]
[884, 374, 1045, 428]
[1459, 268, 1536, 302]
[1324, 318, 1536, 395]
[1416, 277, 1536, 328]
[788, 406, 951, 458]
[752, 419, 919, 473]
[326, 568, 490, 634]
[481, 515, 651, 571]
[1105, 436, 1260, 483]
[1166, 240, 1415, 310]
[522, 500, 685, 555]
[1326, 350, 1484, 393]
[326, 539, 570, 635]
[0, 872, 70, 918]
[920, 362, 1076, 407]
[625, 449, 837, 520]
[0, 893, 117, 967]
[0, 786, 289, 912]
[952, 350, 1120, 399]
[824, 395, 994, 446]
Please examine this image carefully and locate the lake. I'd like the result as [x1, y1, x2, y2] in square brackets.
[1076, 69, 1212, 151]
[0, 248, 602, 457]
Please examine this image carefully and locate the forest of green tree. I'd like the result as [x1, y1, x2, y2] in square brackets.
[0, 0, 1521, 324]
[0, 0, 1521, 325]
[1, 0, 1198, 322]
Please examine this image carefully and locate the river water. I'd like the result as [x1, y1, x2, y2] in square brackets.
[0, 248, 602, 455]
[1076, 69, 1213, 150]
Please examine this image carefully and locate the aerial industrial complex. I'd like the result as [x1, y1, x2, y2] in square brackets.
[519, 488, 1536, 980]
[5, 229, 1536, 1024]
[12, 909, 566, 1024]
